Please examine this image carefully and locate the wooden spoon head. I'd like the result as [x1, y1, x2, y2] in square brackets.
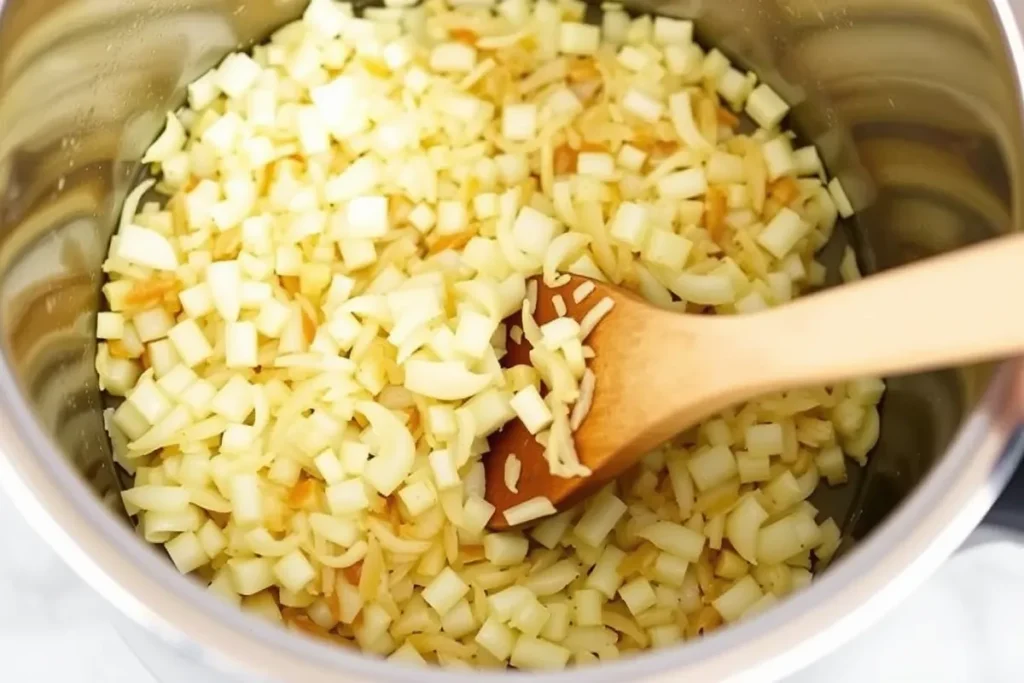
[485, 274, 701, 530]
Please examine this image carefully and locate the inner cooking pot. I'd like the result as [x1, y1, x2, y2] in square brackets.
[2, 0, 1024, 681]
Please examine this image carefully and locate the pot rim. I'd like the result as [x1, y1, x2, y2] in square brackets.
[1, 1, 1023, 681]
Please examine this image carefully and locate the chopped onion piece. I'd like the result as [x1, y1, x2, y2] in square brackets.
[570, 369, 596, 430]
[726, 495, 769, 563]
[166, 532, 209, 573]
[510, 636, 571, 670]
[273, 550, 316, 593]
[668, 272, 733, 305]
[608, 201, 650, 251]
[122, 485, 190, 513]
[404, 360, 492, 401]
[657, 168, 708, 200]
[579, 297, 615, 339]
[712, 575, 763, 622]
[622, 89, 664, 123]
[484, 532, 529, 566]
[116, 225, 178, 271]
[503, 103, 538, 141]
[504, 454, 522, 494]
[745, 84, 790, 130]
[422, 567, 470, 616]
[687, 445, 737, 491]
[504, 496, 557, 526]
[619, 577, 657, 615]
[636, 521, 705, 561]
[669, 92, 712, 151]
[560, 22, 600, 55]
[573, 492, 627, 547]
[357, 401, 416, 496]
[757, 208, 810, 259]
[475, 617, 517, 661]
[543, 233, 591, 287]
[829, 178, 855, 218]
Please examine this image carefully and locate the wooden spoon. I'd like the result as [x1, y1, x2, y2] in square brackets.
[485, 233, 1024, 529]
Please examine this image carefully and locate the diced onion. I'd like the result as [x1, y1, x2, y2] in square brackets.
[102, 0, 872, 667]
[503, 454, 522, 494]
[116, 225, 178, 271]
[828, 178, 855, 218]
[475, 617, 517, 661]
[745, 84, 790, 130]
[357, 401, 416, 496]
[509, 385, 553, 435]
[579, 297, 615, 339]
[573, 493, 627, 547]
[484, 532, 530, 566]
[504, 496, 557, 526]
[725, 495, 769, 563]
[122, 485, 190, 513]
[712, 575, 763, 623]
[404, 360, 492, 400]
[510, 636, 571, 670]
[618, 577, 657, 615]
[687, 445, 737, 491]
[636, 521, 705, 561]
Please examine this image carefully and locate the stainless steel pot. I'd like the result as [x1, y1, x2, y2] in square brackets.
[2, 0, 1024, 681]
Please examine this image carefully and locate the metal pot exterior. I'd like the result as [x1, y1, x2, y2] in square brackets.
[1, 0, 1023, 681]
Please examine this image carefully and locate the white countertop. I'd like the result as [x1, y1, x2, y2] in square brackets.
[4, 489, 1024, 683]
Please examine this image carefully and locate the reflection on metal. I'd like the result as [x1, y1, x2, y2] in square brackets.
[0, 0, 1022, 681]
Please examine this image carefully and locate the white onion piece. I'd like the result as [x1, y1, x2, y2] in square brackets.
[245, 528, 301, 557]
[542, 233, 591, 287]
[357, 401, 416, 496]
[367, 516, 433, 555]
[669, 92, 712, 151]
[403, 360, 492, 401]
[454, 279, 503, 320]
[119, 179, 156, 232]
[495, 189, 541, 272]
[315, 540, 368, 569]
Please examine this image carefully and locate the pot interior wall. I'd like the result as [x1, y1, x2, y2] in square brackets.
[0, 0, 1019, 563]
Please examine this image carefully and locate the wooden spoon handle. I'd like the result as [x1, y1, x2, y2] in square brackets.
[732, 233, 1024, 392]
